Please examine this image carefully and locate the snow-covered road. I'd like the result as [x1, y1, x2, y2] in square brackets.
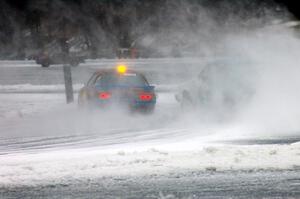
[0, 60, 300, 198]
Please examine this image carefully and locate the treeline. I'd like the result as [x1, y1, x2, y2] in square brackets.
[0, 0, 291, 59]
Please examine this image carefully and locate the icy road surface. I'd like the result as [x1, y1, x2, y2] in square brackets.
[0, 60, 300, 198]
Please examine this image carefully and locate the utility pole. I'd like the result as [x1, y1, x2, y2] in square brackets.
[61, 17, 74, 104]
[63, 64, 74, 103]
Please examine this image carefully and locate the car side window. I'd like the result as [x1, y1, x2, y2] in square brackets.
[86, 74, 98, 86]
[94, 75, 104, 86]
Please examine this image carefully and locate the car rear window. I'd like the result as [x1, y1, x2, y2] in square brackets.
[95, 73, 148, 87]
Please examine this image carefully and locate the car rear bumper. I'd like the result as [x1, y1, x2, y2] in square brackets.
[93, 99, 155, 111]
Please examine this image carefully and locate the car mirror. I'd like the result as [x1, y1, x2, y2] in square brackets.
[149, 85, 155, 89]
[144, 85, 155, 91]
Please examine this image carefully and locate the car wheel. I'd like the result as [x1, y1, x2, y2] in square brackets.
[70, 60, 79, 67]
[41, 60, 50, 67]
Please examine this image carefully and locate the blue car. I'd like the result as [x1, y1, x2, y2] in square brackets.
[78, 65, 156, 113]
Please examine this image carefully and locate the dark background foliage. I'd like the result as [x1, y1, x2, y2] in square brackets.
[0, 0, 298, 59]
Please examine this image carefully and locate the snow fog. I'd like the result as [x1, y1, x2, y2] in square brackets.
[1, 0, 300, 145]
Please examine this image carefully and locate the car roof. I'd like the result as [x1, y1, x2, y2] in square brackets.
[93, 68, 143, 76]
[87, 68, 150, 86]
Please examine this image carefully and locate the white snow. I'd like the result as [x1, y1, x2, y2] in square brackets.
[0, 60, 38, 68]
[0, 93, 65, 119]
[0, 143, 299, 186]
[0, 84, 83, 93]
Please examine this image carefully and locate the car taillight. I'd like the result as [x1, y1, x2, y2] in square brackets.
[99, 92, 111, 100]
[139, 93, 153, 101]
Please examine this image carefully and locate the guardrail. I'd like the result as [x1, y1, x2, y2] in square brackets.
[0, 60, 36, 64]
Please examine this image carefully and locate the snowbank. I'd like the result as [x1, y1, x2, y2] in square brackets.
[0, 84, 177, 93]
[0, 93, 66, 119]
[0, 143, 299, 186]
[0, 84, 83, 93]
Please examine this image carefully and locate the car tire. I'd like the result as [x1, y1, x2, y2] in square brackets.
[41, 61, 50, 67]
[70, 59, 79, 67]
